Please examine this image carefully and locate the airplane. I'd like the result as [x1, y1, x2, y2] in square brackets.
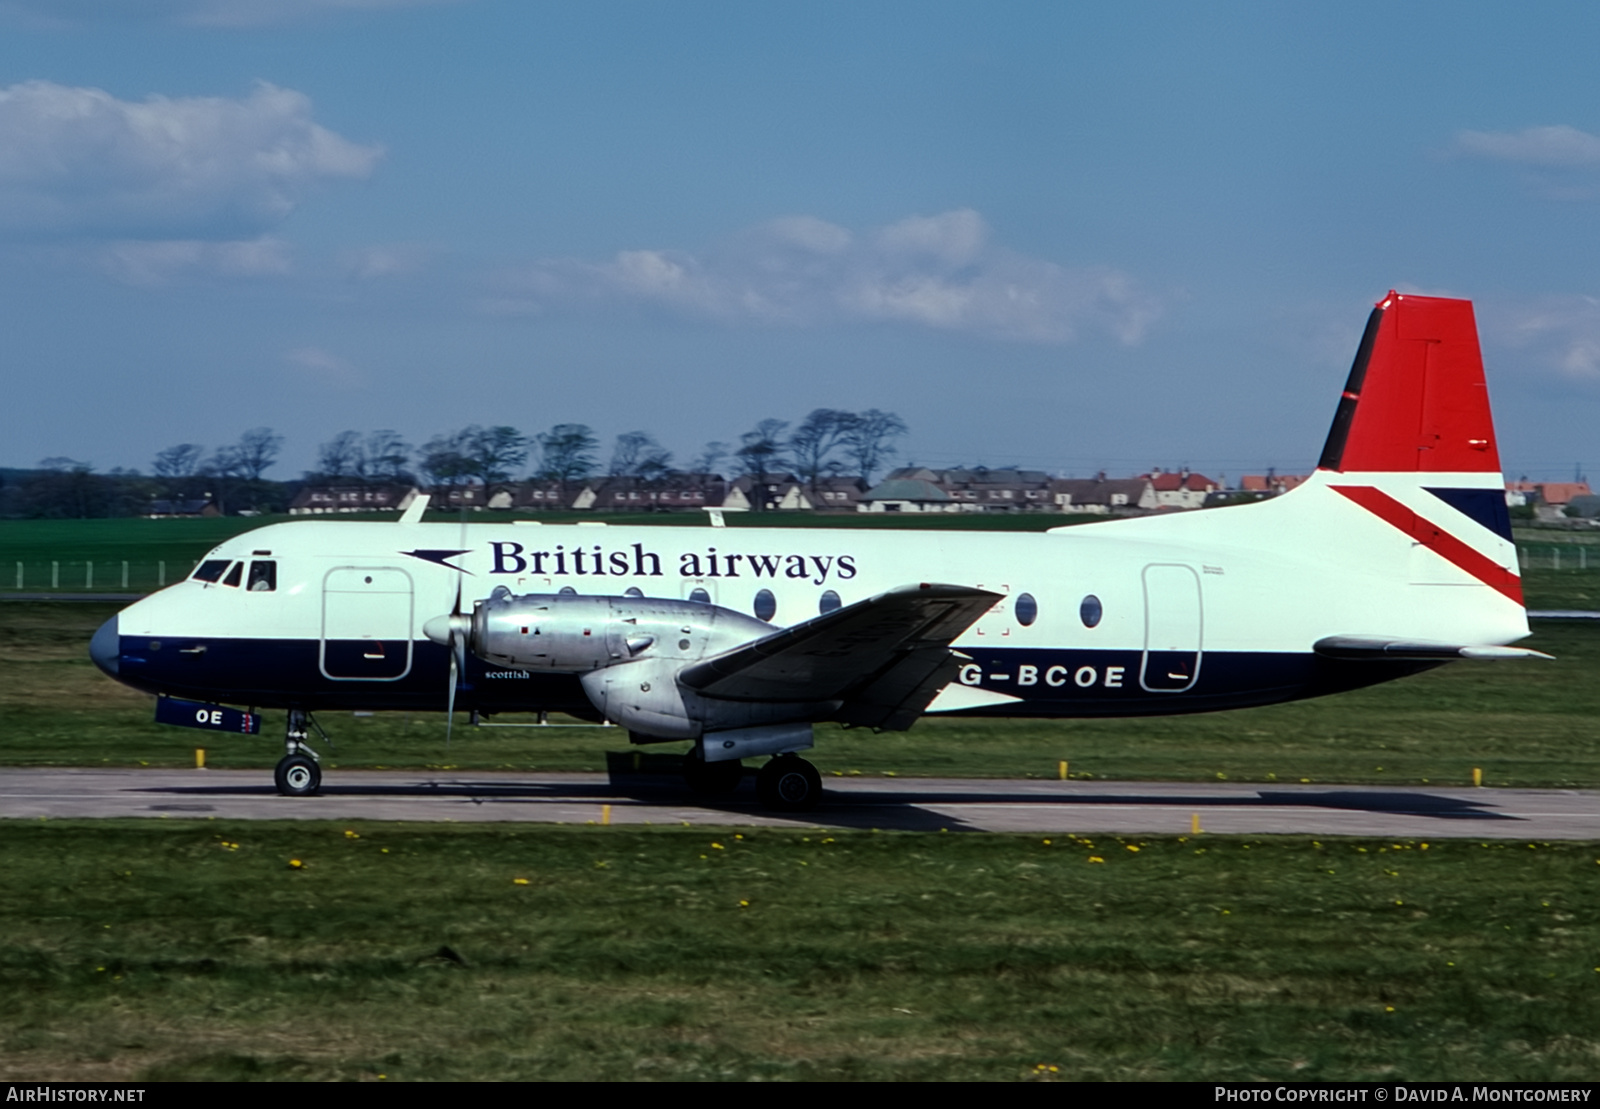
[89, 291, 1546, 811]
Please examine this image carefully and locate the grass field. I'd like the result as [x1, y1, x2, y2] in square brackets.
[4, 517, 1599, 1083]
[2, 821, 1596, 1081]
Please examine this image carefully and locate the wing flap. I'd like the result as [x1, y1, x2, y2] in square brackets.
[680, 583, 1001, 706]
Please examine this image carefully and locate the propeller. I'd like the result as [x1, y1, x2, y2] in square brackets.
[422, 506, 473, 746]
[423, 577, 471, 745]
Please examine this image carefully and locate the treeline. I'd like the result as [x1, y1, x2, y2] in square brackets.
[1, 410, 907, 519]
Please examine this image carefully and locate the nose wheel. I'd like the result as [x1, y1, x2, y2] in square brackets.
[274, 753, 321, 797]
[756, 754, 822, 812]
[274, 709, 323, 797]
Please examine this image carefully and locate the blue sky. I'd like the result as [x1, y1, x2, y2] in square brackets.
[3, 1, 1599, 482]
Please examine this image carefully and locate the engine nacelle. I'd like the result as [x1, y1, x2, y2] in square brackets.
[465, 590, 773, 673]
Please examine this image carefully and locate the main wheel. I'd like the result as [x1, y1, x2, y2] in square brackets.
[683, 746, 743, 796]
[756, 754, 822, 812]
[274, 753, 321, 797]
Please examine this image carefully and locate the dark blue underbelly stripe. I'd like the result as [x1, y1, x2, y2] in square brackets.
[115, 637, 1438, 717]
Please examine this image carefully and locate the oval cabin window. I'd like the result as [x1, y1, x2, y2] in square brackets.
[753, 589, 777, 622]
[1015, 592, 1038, 626]
[1080, 594, 1103, 628]
[819, 590, 841, 615]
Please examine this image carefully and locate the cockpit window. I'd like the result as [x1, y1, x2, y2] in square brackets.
[193, 560, 230, 583]
[247, 560, 277, 592]
[222, 562, 243, 588]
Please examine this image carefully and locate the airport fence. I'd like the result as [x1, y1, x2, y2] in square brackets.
[3, 560, 198, 595]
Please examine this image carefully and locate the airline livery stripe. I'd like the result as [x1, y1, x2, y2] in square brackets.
[1330, 485, 1523, 604]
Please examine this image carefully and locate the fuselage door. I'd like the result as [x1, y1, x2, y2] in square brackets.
[321, 567, 415, 681]
[1140, 563, 1202, 693]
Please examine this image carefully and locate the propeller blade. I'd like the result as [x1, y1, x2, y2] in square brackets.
[446, 647, 457, 747]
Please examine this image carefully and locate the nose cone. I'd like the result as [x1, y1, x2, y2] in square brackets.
[90, 615, 120, 678]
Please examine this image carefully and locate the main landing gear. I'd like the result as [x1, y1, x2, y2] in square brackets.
[680, 746, 824, 811]
[274, 708, 322, 797]
[756, 754, 823, 812]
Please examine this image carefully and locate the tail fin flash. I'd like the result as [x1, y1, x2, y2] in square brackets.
[1318, 292, 1500, 474]
[1314, 291, 1520, 604]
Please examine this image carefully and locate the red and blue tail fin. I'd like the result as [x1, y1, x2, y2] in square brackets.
[1316, 291, 1519, 603]
[1318, 291, 1501, 477]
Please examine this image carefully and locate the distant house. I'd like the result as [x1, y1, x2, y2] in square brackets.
[289, 484, 421, 515]
[859, 476, 956, 513]
[801, 475, 869, 511]
[146, 498, 219, 519]
[515, 481, 580, 511]
[722, 474, 811, 512]
[1142, 468, 1219, 510]
[861, 467, 1055, 513]
[1049, 476, 1157, 515]
[1239, 473, 1310, 496]
[1505, 481, 1592, 506]
[574, 473, 729, 512]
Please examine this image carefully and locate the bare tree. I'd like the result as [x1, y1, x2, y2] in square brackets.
[537, 424, 598, 482]
[788, 408, 856, 497]
[419, 430, 473, 496]
[153, 444, 204, 499]
[689, 440, 730, 477]
[459, 425, 528, 488]
[232, 428, 283, 481]
[737, 419, 790, 512]
[314, 431, 363, 481]
[845, 409, 908, 486]
[360, 430, 411, 482]
[608, 431, 672, 479]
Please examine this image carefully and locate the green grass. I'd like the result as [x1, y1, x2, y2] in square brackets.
[6, 602, 1600, 789]
[2, 821, 1596, 1081]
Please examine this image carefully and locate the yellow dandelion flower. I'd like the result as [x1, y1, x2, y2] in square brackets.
[1125, 845, 1140, 852]
[711, 842, 725, 850]
[1088, 856, 1104, 864]
[288, 859, 303, 869]
[513, 878, 529, 885]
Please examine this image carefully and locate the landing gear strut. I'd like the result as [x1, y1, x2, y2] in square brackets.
[683, 744, 743, 796]
[756, 754, 822, 812]
[274, 709, 322, 797]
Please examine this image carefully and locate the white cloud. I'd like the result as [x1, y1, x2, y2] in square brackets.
[489, 209, 1161, 344]
[286, 346, 365, 389]
[339, 243, 430, 279]
[1482, 295, 1600, 383]
[0, 0, 460, 29]
[94, 236, 292, 286]
[1455, 125, 1600, 167]
[0, 80, 382, 240]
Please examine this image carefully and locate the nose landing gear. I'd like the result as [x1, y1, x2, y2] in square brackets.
[274, 709, 323, 797]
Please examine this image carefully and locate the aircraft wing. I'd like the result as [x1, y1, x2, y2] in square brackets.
[679, 583, 1002, 729]
[1313, 636, 1552, 661]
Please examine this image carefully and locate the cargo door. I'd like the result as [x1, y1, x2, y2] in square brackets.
[321, 567, 414, 681]
[1141, 564, 1202, 692]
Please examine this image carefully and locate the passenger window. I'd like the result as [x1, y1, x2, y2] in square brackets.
[247, 560, 277, 592]
[688, 588, 711, 604]
[1015, 592, 1038, 626]
[753, 589, 776, 622]
[193, 560, 230, 583]
[819, 590, 841, 614]
[222, 562, 243, 588]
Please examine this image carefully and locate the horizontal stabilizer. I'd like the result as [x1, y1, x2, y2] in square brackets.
[1314, 636, 1552, 661]
[680, 583, 1001, 709]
